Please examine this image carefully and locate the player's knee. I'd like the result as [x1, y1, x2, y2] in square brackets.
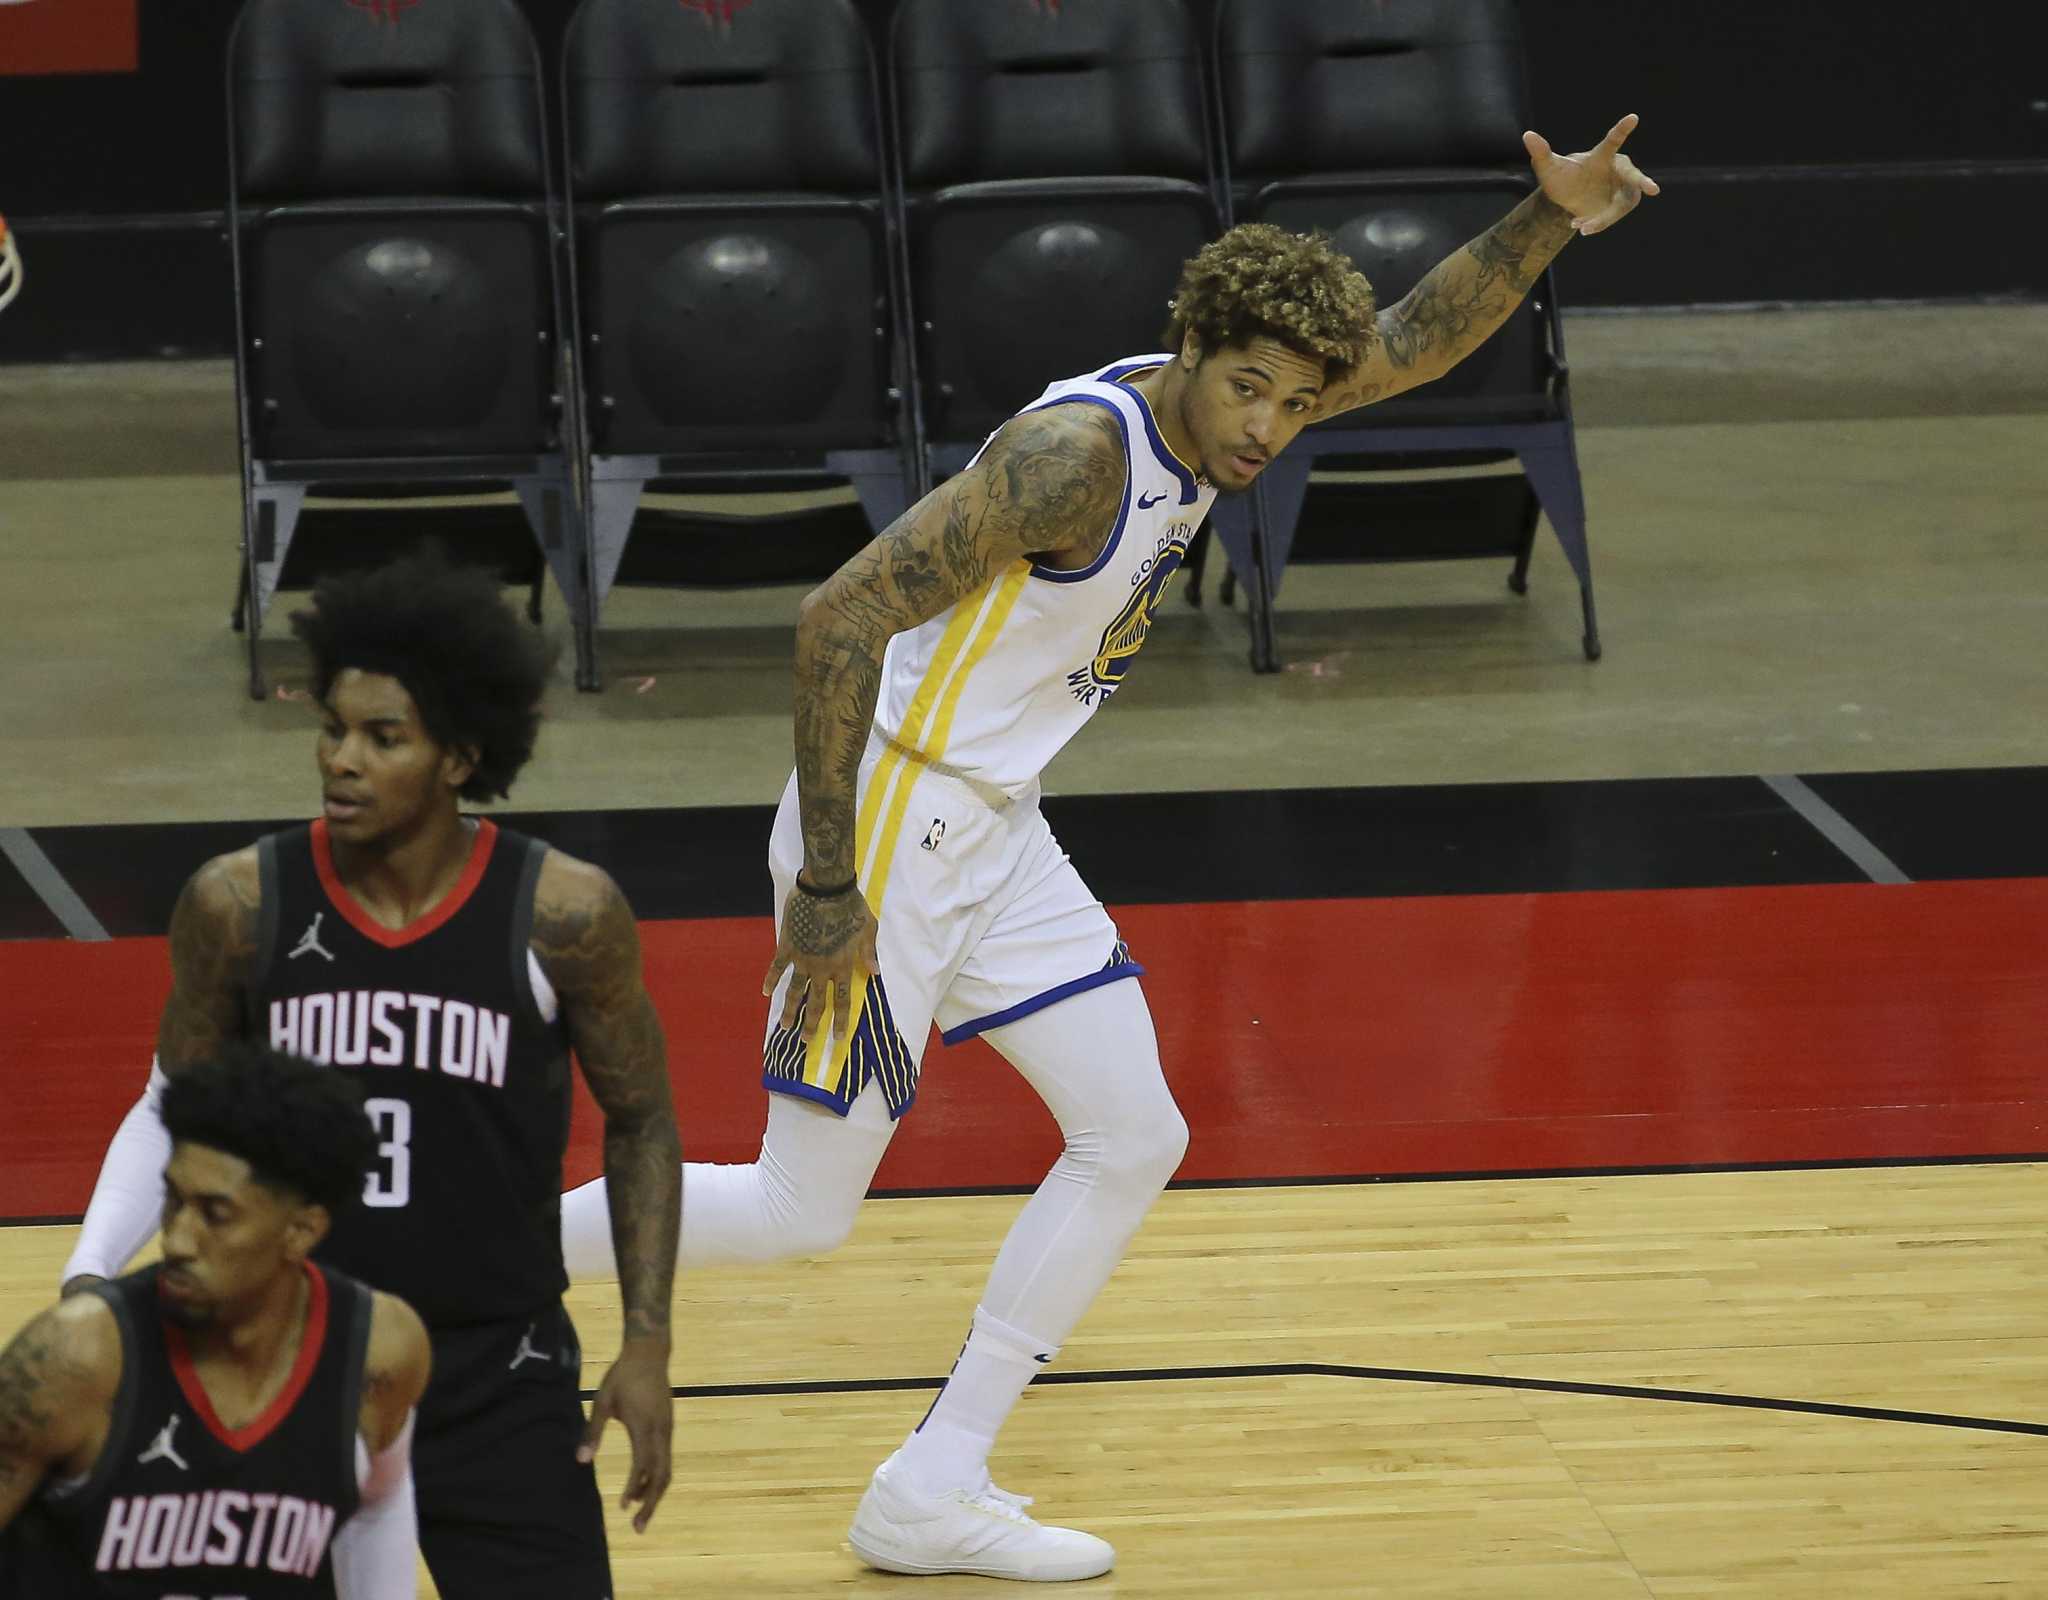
[776, 1203, 860, 1259]
[1097, 1101, 1189, 1198]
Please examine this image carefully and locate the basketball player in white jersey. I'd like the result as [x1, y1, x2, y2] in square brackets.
[562, 115, 1658, 1578]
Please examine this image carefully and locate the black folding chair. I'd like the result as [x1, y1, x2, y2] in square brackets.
[1208, 0, 1600, 669]
[227, 0, 591, 694]
[562, 0, 917, 667]
[888, 0, 1224, 479]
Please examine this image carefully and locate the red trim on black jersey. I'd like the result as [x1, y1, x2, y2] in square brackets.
[165, 1260, 331, 1453]
[311, 817, 499, 949]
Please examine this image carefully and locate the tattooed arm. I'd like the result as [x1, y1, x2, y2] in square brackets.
[764, 403, 1127, 1037]
[1317, 190, 1577, 418]
[1319, 114, 1659, 419]
[156, 850, 263, 1073]
[61, 851, 260, 1297]
[358, 1291, 431, 1451]
[0, 1298, 121, 1527]
[531, 851, 678, 1533]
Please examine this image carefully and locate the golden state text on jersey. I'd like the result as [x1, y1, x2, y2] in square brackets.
[1067, 518, 1200, 706]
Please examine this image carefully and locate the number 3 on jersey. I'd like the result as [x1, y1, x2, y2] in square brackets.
[363, 1096, 411, 1207]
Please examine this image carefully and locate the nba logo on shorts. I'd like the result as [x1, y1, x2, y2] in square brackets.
[921, 819, 946, 853]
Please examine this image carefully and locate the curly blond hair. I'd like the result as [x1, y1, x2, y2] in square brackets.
[1162, 223, 1377, 382]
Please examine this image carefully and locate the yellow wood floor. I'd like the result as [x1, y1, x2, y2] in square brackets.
[6, 1163, 2045, 1596]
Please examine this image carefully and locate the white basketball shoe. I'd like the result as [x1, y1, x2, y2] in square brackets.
[847, 1451, 1115, 1581]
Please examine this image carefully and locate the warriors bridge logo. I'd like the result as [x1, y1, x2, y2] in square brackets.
[1067, 524, 1194, 706]
[348, 0, 419, 24]
[678, 0, 754, 27]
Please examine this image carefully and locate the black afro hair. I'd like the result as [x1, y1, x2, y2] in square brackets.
[160, 1041, 377, 1218]
[288, 549, 553, 803]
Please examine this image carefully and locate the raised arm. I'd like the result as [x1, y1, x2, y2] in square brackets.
[1319, 114, 1659, 419]
[766, 402, 1126, 1035]
[0, 1298, 120, 1529]
[530, 853, 679, 1534]
[61, 850, 260, 1297]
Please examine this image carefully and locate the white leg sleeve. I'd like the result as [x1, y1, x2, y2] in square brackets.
[896, 979, 1187, 1490]
[973, 979, 1187, 1342]
[61, 1062, 172, 1285]
[332, 1411, 417, 1600]
[561, 1082, 896, 1278]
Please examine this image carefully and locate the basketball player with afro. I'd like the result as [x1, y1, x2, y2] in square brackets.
[1, 1045, 432, 1597]
[61, 552, 682, 1598]
[559, 119, 1658, 1578]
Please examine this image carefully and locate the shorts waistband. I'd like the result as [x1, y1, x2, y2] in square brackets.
[876, 734, 1017, 813]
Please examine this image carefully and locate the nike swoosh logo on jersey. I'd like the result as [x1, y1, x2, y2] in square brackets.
[1137, 490, 1167, 509]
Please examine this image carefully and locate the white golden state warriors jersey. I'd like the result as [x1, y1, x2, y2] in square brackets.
[872, 355, 1218, 799]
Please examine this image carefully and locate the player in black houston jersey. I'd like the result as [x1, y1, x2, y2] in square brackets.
[1, 1047, 432, 1599]
[58, 554, 682, 1599]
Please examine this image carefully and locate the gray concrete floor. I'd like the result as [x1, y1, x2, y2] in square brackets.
[1, 304, 2044, 827]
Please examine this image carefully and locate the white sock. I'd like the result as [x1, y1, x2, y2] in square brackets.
[896, 1306, 1055, 1494]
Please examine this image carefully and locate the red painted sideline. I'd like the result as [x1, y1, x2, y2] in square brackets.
[3, 879, 2044, 1219]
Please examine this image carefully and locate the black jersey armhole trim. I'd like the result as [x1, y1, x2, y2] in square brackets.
[332, 1270, 375, 1515]
[60, 1280, 143, 1506]
[508, 834, 555, 1045]
[248, 831, 283, 1001]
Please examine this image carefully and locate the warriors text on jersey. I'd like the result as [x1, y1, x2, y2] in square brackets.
[870, 354, 1219, 802]
[0, 1263, 373, 1599]
[250, 820, 572, 1326]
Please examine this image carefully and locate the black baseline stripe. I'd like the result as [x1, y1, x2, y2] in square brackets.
[8, 1150, 2045, 1227]
[582, 1361, 2048, 1439]
[864, 1149, 2048, 1201]
[26, 767, 2023, 936]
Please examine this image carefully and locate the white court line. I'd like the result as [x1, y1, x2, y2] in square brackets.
[0, 827, 112, 941]
[1761, 775, 1912, 886]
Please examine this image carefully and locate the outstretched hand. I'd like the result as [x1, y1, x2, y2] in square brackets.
[578, 1340, 673, 1534]
[1523, 113, 1661, 237]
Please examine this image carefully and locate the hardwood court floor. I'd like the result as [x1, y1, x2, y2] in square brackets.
[7, 1161, 2043, 1596]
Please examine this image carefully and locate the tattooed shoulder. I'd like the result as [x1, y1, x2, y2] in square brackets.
[181, 849, 261, 956]
[529, 851, 637, 1002]
[979, 403, 1128, 567]
[159, 849, 262, 1074]
[0, 1299, 120, 1480]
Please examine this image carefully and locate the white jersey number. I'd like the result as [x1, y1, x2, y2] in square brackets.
[363, 1097, 412, 1208]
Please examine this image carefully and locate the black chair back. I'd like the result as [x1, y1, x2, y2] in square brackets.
[569, 0, 879, 198]
[896, 0, 1210, 188]
[234, 0, 546, 199]
[564, 0, 894, 452]
[229, 0, 561, 459]
[1219, 0, 1527, 179]
[891, 0, 1218, 444]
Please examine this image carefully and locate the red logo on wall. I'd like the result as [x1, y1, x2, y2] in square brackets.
[348, 0, 421, 23]
[677, 0, 755, 27]
[0, 0, 140, 77]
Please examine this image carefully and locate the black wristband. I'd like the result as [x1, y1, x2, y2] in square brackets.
[796, 873, 860, 899]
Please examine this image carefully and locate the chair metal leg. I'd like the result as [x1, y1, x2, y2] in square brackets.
[1515, 423, 1600, 663]
[231, 553, 249, 632]
[244, 529, 267, 701]
[1244, 480, 1279, 674]
[1508, 485, 1541, 595]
